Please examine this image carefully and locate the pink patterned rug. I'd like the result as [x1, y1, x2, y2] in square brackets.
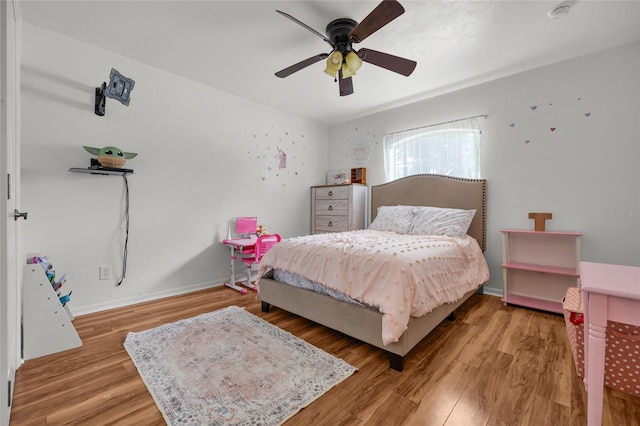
[124, 306, 357, 425]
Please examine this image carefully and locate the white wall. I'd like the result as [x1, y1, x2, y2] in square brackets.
[20, 24, 328, 314]
[328, 42, 640, 296]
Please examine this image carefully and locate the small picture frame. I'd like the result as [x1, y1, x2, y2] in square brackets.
[326, 169, 351, 185]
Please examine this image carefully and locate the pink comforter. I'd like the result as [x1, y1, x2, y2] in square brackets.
[257, 230, 490, 345]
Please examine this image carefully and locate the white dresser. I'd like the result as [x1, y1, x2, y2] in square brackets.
[311, 184, 368, 234]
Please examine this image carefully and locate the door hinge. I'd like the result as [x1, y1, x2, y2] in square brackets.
[7, 380, 11, 407]
[7, 174, 10, 200]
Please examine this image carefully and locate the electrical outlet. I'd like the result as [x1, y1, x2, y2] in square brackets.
[99, 265, 112, 280]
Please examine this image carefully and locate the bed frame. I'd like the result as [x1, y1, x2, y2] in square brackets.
[259, 174, 487, 371]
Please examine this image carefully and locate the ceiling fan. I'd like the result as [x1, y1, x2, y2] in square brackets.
[274, 0, 417, 96]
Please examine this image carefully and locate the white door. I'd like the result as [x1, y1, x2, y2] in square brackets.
[1, 1, 22, 425]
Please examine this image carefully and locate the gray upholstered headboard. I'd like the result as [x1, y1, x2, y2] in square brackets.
[370, 174, 487, 251]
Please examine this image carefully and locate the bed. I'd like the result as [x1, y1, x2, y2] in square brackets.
[257, 174, 488, 371]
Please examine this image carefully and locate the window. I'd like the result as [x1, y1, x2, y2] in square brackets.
[383, 117, 482, 181]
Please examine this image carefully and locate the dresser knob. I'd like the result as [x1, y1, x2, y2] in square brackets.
[328, 221, 333, 227]
[328, 205, 333, 211]
[328, 191, 333, 196]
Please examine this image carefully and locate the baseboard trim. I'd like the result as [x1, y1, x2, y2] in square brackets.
[72, 281, 505, 317]
[72, 280, 225, 316]
[482, 286, 503, 298]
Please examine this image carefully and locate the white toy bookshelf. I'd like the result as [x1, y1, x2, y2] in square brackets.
[22, 263, 82, 360]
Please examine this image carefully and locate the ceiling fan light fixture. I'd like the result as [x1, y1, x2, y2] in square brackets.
[344, 51, 362, 73]
[323, 50, 343, 78]
[341, 63, 355, 79]
[323, 68, 337, 78]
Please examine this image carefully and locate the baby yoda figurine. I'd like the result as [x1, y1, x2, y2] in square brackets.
[83, 145, 137, 168]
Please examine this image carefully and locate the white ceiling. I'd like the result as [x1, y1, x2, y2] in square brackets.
[18, 1, 640, 125]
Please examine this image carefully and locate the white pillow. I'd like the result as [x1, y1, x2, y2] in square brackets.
[410, 207, 476, 238]
[368, 205, 415, 234]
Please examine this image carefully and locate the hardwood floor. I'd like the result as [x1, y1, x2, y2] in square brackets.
[10, 286, 640, 425]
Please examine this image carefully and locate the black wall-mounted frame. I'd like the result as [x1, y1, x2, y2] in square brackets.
[95, 83, 106, 116]
[94, 68, 135, 116]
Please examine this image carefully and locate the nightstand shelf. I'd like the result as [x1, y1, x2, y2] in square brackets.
[502, 294, 563, 313]
[501, 229, 582, 314]
[501, 262, 579, 276]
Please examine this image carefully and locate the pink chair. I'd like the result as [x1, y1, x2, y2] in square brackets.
[229, 216, 258, 240]
[240, 233, 281, 290]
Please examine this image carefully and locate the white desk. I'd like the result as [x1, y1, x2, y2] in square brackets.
[579, 261, 640, 426]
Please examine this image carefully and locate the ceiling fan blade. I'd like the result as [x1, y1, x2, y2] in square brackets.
[276, 10, 334, 47]
[338, 70, 354, 96]
[348, 0, 405, 43]
[357, 48, 416, 76]
[275, 53, 329, 78]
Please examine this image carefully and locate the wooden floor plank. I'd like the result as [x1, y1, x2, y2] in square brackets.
[9, 287, 640, 425]
[365, 391, 418, 425]
[445, 349, 513, 425]
[495, 304, 533, 356]
[538, 313, 574, 408]
[520, 394, 572, 426]
[487, 317, 546, 425]
[405, 360, 476, 426]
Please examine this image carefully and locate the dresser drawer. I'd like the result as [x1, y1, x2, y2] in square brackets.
[315, 215, 348, 232]
[315, 199, 349, 215]
[314, 185, 349, 200]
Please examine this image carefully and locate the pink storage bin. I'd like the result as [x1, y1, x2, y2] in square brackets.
[563, 286, 640, 397]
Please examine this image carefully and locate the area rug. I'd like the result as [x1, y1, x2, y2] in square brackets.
[123, 305, 357, 425]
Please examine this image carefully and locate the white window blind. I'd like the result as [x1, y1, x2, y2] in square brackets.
[383, 117, 483, 181]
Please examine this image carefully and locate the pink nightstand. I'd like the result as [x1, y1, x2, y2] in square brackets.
[579, 261, 640, 426]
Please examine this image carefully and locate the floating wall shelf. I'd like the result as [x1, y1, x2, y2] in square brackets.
[69, 167, 134, 176]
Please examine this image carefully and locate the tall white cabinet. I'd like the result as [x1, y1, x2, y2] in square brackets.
[22, 263, 82, 360]
[311, 184, 368, 234]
